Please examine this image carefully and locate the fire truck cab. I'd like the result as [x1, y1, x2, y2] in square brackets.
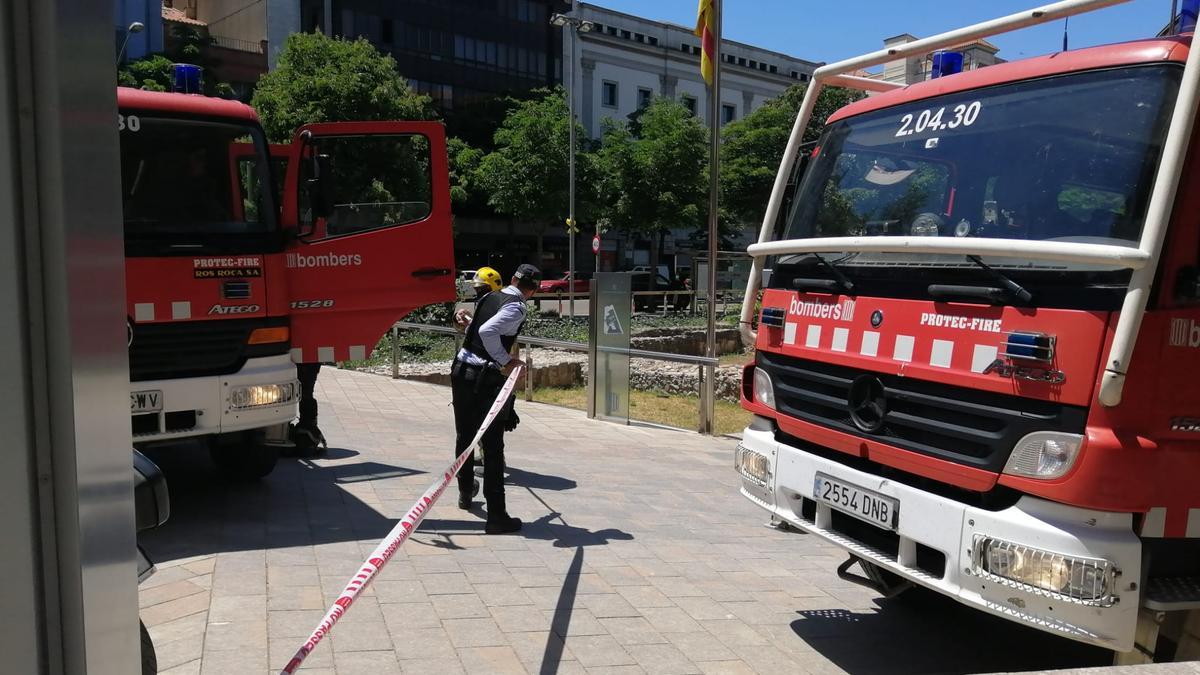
[737, 0, 1200, 662]
[120, 88, 454, 478]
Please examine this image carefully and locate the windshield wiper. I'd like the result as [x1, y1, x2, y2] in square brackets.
[799, 252, 856, 294]
[953, 255, 1033, 304]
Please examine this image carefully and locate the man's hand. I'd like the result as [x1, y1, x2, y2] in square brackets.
[454, 309, 472, 331]
[501, 358, 526, 376]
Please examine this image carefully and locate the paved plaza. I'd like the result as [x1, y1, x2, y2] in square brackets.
[140, 367, 1116, 674]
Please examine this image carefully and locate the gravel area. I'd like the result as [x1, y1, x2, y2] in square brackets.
[357, 348, 746, 402]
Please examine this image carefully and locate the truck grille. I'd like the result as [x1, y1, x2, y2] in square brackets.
[758, 351, 1088, 473]
[129, 318, 287, 382]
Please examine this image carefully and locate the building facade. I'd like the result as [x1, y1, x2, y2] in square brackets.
[569, 3, 819, 138]
[879, 33, 1004, 85]
[298, 0, 568, 112]
[115, 0, 165, 62]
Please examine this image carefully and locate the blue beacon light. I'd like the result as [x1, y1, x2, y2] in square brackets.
[173, 63, 203, 94]
[930, 51, 964, 79]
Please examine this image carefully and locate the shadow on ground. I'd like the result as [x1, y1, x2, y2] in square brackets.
[139, 441, 427, 563]
[790, 587, 1111, 674]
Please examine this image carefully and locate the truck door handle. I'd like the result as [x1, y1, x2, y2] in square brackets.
[412, 267, 451, 278]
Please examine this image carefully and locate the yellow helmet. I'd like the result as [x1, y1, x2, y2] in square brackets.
[472, 266, 503, 293]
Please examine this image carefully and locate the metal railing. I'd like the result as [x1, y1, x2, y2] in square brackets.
[209, 34, 265, 54]
[390, 320, 720, 433]
[531, 288, 745, 318]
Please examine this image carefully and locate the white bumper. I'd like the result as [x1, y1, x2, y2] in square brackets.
[738, 425, 1142, 652]
[130, 354, 298, 443]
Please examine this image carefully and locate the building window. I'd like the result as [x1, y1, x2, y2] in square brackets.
[648, 36, 658, 46]
[635, 33, 644, 43]
[737, 57, 746, 66]
[607, 25, 617, 35]
[679, 43, 690, 53]
[769, 64, 777, 73]
[681, 94, 697, 116]
[749, 60, 757, 69]
[759, 63, 767, 71]
[602, 80, 618, 108]
[800, 73, 809, 82]
[637, 87, 652, 109]
[381, 19, 394, 44]
[791, 70, 800, 79]
[722, 104, 736, 124]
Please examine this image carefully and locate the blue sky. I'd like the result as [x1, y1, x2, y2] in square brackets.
[590, 0, 1167, 65]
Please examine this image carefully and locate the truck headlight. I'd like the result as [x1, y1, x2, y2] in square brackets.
[753, 368, 776, 410]
[230, 382, 297, 409]
[1003, 431, 1082, 479]
[971, 535, 1119, 607]
[735, 444, 772, 486]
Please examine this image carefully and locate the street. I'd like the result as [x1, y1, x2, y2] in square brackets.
[140, 368, 1112, 675]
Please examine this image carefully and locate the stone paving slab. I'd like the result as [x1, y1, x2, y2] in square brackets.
[142, 367, 1121, 674]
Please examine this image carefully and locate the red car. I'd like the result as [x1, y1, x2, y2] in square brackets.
[538, 272, 591, 294]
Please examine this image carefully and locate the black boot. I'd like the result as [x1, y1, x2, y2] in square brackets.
[458, 479, 480, 510]
[291, 422, 326, 456]
[485, 516, 522, 535]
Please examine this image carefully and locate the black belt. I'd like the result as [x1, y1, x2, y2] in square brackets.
[452, 358, 502, 391]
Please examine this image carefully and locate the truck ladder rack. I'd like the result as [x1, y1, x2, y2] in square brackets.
[739, 0, 1200, 407]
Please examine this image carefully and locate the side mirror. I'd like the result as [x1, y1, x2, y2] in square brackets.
[133, 450, 169, 532]
[1175, 265, 1200, 302]
[306, 153, 333, 220]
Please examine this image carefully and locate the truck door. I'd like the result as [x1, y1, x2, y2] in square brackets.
[280, 121, 455, 364]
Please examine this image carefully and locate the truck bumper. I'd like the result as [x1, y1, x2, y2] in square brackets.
[737, 424, 1142, 652]
[130, 354, 299, 444]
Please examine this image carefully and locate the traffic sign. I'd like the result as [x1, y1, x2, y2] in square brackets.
[592, 235, 601, 254]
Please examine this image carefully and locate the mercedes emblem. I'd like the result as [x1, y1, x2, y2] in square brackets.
[847, 374, 887, 433]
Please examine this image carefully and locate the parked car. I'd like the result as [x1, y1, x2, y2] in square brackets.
[631, 271, 675, 311]
[539, 272, 592, 294]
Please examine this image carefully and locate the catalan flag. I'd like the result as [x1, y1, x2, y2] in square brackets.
[694, 0, 716, 86]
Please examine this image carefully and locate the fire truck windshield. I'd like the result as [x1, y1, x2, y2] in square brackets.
[782, 64, 1180, 272]
[120, 116, 276, 238]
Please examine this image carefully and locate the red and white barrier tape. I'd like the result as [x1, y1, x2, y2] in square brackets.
[280, 366, 523, 674]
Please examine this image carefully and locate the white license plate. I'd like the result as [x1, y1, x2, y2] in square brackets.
[131, 390, 163, 414]
[814, 473, 898, 530]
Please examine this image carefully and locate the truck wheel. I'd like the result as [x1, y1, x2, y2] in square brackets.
[140, 619, 156, 675]
[210, 435, 278, 481]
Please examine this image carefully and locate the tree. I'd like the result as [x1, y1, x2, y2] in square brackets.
[721, 84, 864, 228]
[117, 25, 235, 97]
[475, 88, 593, 266]
[595, 97, 708, 275]
[251, 31, 435, 143]
[447, 137, 488, 213]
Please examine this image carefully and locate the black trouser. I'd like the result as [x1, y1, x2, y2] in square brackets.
[297, 362, 321, 428]
[450, 362, 510, 523]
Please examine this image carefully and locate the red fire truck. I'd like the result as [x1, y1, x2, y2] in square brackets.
[119, 87, 454, 479]
[736, 0, 1200, 661]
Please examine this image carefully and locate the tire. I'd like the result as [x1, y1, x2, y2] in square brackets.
[140, 619, 156, 675]
[210, 435, 278, 481]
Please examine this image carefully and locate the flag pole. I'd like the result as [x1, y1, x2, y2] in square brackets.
[702, 0, 721, 435]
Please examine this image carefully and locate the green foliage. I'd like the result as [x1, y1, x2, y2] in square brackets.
[595, 97, 708, 241]
[119, 55, 175, 92]
[447, 137, 487, 210]
[476, 88, 594, 247]
[251, 32, 435, 143]
[720, 84, 864, 226]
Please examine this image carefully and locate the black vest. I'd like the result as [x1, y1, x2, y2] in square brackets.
[464, 291, 525, 363]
